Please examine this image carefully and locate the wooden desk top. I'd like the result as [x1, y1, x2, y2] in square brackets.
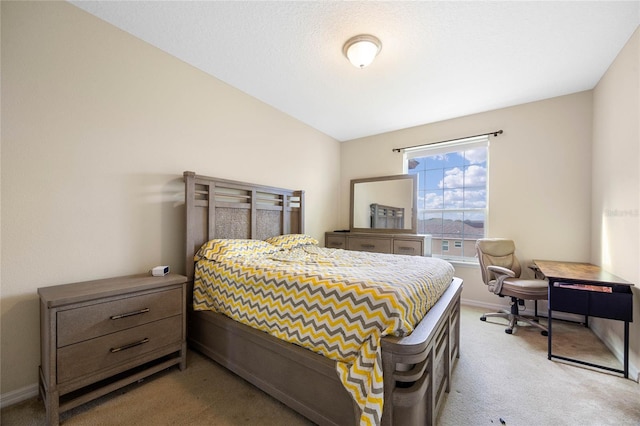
[533, 260, 633, 287]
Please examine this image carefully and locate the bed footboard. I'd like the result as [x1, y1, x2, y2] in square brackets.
[381, 277, 462, 426]
[187, 277, 462, 426]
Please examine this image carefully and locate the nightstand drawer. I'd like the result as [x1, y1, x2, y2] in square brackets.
[57, 288, 182, 348]
[347, 237, 392, 253]
[57, 315, 182, 383]
[393, 239, 422, 256]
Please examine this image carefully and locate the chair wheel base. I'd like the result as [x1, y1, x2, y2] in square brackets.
[480, 316, 487, 321]
[541, 331, 548, 336]
[505, 329, 513, 334]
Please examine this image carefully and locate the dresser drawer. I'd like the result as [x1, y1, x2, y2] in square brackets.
[393, 239, 423, 256]
[57, 315, 182, 383]
[347, 237, 392, 253]
[326, 235, 347, 249]
[57, 288, 182, 348]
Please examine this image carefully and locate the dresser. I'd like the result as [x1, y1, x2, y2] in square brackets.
[38, 273, 187, 425]
[325, 232, 432, 256]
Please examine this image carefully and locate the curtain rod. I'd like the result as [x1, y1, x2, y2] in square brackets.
[392, 129, 503, 153]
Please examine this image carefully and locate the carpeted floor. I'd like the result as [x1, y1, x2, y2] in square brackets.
[439, 306, 640, 425]
[2, 305, 639, 425]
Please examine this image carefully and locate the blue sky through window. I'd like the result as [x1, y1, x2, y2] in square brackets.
[409, 147, 487, 213]
[408, 146, 487, 259]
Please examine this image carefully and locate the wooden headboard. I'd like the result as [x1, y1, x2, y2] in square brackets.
[183, 171, 305, 281]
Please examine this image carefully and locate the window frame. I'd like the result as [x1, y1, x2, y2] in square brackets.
[404, 135, 489, 264]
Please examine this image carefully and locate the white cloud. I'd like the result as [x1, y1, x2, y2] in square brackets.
[421, 186, 486, 210]
[464, 189, 487, 208]
[465, 148, 487, 164]
[441, 167, 463, 188]
[440, 165, 486, 188]
[465, 165, 487, 186]
[444, 188, 465, 208]
[420, 192, 443, 209]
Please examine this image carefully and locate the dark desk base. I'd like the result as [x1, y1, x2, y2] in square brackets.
[549, 348, 628, 377]
[547, 280, 632, 378]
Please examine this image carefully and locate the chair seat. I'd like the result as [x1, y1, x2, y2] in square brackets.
[477, 238, 549, 335]
[501, 278, 548, 300]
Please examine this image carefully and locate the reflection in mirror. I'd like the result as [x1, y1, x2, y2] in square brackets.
[350, 174, 417, 233]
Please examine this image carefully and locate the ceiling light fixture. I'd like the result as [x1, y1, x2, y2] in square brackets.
[342, 34, 382, 69]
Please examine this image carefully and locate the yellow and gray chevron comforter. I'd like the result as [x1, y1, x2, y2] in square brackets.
[193, 244, 454, 426]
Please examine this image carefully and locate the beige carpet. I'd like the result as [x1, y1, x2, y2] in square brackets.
[439, 306, 640, 425]
[2, 305, 639, 425]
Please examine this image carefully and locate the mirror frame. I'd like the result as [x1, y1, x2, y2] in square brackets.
[350, 174, 417, 234]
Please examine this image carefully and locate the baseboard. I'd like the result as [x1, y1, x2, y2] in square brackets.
[460, 298, 583, 322]
[0, 383, 38, 409]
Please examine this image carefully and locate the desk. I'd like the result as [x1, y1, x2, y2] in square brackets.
[534, 260, 634, 378]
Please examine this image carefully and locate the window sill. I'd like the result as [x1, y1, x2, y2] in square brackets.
[441, 258, 479, 268]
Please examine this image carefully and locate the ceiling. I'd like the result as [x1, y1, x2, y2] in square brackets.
[70, 1, 639, 142]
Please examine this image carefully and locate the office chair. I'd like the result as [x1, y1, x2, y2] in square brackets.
[476, 238, 548, 336]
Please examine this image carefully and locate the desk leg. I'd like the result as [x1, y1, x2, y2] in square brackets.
[624, 321, 629, 379]
[547, 281, 553, 360]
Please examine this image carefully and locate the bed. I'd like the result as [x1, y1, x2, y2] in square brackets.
[183, 171, 463, 426]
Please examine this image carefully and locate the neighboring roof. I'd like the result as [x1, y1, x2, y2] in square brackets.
[420, 218, 484, 239]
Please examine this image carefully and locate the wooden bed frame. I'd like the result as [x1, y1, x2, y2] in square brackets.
[183, 171, 463, 426]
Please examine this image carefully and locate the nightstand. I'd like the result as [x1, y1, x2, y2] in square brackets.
[38, 273, 187, 425]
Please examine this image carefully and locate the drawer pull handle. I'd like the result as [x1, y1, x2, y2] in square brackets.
[361, 244, 375, 249]
[398, 246, 415, 252]
[110, 308, 150, 320]
[110, 338, 149, 353]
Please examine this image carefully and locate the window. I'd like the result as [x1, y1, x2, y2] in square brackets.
[406, 136, 488, 262]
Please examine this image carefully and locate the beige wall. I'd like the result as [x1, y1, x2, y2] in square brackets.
[340, 27, 640, 380]
[591, 27, 639, 380]
[2, 0, 638, 404]
[341, 91, 593, 306]
[0, 2, 340, 397]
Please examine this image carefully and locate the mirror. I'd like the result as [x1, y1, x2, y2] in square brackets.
[350, 174, 417, 234]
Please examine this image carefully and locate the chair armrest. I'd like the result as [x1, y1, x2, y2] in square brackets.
[488, 265, 516, 278]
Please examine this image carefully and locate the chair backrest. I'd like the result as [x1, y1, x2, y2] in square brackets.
[476, 238, 522, 285]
